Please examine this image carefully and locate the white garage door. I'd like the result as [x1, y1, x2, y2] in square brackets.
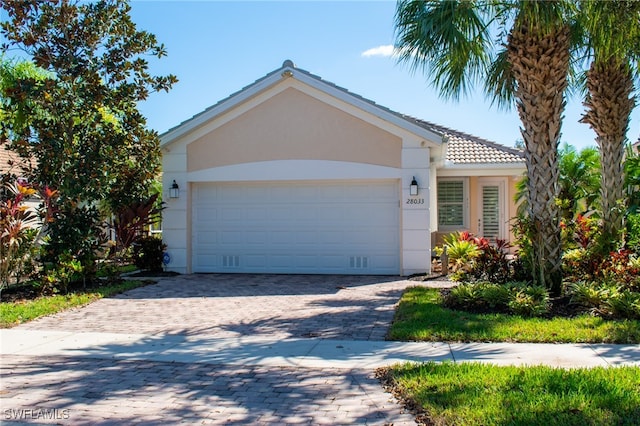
[192, 180, 399, 274]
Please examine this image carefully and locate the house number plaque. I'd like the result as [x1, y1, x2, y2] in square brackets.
[406, 198, 425, 205]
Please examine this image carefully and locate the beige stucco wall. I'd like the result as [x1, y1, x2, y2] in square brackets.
[187, 87, 402, 171]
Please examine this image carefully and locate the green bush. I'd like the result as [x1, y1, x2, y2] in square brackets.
[627, 213, 640, 252]
[132, 235, 166, 271]
[477, 282, 512, 309]
[444, 283, 479, 310]
[508, 285, 550, 317]
[605, 290, 640, 319]
[445, 282, 549, 317]
[38, 251, 84, 295]
[568, 281, 612, 314]
[43, 204, 105, 281]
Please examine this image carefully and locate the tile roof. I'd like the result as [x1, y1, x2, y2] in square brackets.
[0, 143, 34, 177]
[406, 118, 525, 165]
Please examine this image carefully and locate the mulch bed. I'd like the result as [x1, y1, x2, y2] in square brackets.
[0, 269, 174, 303]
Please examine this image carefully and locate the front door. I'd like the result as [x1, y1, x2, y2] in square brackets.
[478, 179, 506, 240]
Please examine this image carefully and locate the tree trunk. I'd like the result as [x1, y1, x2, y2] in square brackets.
[580, 58, 635, 252]
[507, 21, 570, 296]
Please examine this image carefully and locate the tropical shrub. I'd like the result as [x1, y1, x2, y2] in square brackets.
[567, 281, 640, 319]
[626, 213, 640, 252]
[468, 238, 513, 284]
[478, 282, 512, 309]
[444, 283, 479, 310]
[131, 235, 166, 272]
[0, 183, 40, 294]
[508, 285, 550, 317]
[0, 182, 58, 294]
[443, 231, 515, 283]
[605, 290, 640, 319]
[39, 251, 84, 295]
[559, 212, 639, 291]
[10, 228, 38, 285]
[444, 282, 548, 317]
[568, 281, 613, 315]
[625, 144, 640, 214]
[564, 214, 600, 250]
[599, 249, 640, 291]
[112, 194, 164, 254]
[43, 204, 106, 283]
[442, 232, 481, 277]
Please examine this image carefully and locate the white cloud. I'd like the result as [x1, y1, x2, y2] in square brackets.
[361, 45, 396, 58]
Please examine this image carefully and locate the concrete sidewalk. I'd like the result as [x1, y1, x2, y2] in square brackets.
[2, 274, 639, 425]
[2, 329, 639, 369]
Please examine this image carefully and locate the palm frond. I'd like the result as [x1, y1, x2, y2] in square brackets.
[485, 48, 515, 110]
[394, 0, 493, 100]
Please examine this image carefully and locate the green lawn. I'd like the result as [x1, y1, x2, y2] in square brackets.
[0, 280, 149, 328]
[381, 362, 640, 426]
[388, 286, 640, 343]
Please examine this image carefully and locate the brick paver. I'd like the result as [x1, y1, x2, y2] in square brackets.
[1, 354, 414, 425]
[2, 274, 420, 424]
[21, 274, 412, 341]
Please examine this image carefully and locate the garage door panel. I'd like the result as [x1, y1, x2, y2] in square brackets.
[245, 231, 268, 244]
[220, 208, 244, 221]
[195, 232, 219, 245]
[317, 231, 343, 245]
[220, 231, 244, 244]
[193, 180, 399, 274]
[245, 254, 267, 268]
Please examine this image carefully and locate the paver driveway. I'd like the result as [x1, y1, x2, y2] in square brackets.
[1, 274, 420, 425]
[21, 274, 413, 340]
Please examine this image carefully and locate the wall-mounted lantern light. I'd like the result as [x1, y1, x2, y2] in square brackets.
[410, 177, 419, 196]
[169, 180, 180, 199]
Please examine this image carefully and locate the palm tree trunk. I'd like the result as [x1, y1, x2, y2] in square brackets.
[580, 58, 635, 252]
[507, 21, 570, 296]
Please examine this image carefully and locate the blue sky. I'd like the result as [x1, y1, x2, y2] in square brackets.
[51, 2, 640, 149]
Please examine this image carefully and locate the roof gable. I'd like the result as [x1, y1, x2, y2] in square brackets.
[160, 60, 442, 147]
[187, 86, 403, 170]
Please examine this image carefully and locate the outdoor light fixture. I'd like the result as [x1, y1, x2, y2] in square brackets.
[410, 177, 419, 196]
[169, 180, 180, 199]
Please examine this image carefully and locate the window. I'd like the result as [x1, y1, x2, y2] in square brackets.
[437, 179, 467, 229]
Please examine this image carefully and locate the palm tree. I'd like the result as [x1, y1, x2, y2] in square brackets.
[557, 144, 600, 222]
[577, 0, 640, 252]
[395, 1, 574, 295]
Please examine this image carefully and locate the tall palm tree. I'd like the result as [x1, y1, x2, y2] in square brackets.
[578, 0, 640, 252]
[395, 1, 574, 295]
